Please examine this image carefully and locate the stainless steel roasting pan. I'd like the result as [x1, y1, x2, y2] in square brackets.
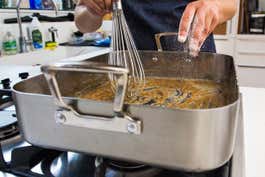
[12, 51, 240, 172]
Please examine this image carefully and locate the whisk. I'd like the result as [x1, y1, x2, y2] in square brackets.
[108, 0, 145, 94]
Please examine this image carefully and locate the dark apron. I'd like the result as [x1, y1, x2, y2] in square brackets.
[122, 0, 216, 52]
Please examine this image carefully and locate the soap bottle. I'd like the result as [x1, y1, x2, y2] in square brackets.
[29, 0, 42, 9]
[2, 31, 17, 55]
[29, 17, 44, 49]
[55, 0, 63, 10]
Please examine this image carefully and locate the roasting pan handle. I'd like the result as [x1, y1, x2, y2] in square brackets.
[155, 32, 179, 52]
[41, 61, 141, 135]
[155, 32, 190, 55]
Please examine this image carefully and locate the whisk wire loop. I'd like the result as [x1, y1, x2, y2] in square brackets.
[108, 0, 145, 95]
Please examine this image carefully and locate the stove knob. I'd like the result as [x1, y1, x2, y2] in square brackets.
[19, 72, 29, 79]
[1, 78, 11, 89]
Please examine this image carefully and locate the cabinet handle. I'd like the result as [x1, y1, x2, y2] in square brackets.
[238, 65, 265, 69]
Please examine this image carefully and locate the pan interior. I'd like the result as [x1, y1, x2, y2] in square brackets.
[13, 51, 239, 110]
[76, 76, 234, 109]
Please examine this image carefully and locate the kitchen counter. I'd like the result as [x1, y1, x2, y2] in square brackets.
[0, 46, 110, 66]
[240, 87, 265, 177]
[0, 46, 110, 89]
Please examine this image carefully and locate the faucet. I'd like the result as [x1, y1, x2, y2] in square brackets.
[16, 0, 58, 53]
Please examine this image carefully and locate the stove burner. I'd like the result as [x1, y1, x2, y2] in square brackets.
[0, 122, 19, 141]
[0, 111, 19, 142]
[104, 159, 148, 172]
[0, 145, 232, 177]
[95, 158, 161, 177]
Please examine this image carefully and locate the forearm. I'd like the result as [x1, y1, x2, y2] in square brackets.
[217, 0, 237, 24]
[74, 5, 103, 33]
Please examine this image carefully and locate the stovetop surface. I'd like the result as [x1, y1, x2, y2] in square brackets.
[47, 152, 231, 177]
[0, 143, 231, 177]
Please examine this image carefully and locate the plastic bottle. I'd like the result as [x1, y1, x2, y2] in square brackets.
[55, 0, 63, 10]
[62, 0, 73, 10]
[29, 0, 42, 10]
[2, 31, 17, 55]
[0, 0, 3, 8]
[29, 17, 44, 49]
[7, 0, 17, 8]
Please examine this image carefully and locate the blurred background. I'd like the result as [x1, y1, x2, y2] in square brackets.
[0, 0, 265, 88]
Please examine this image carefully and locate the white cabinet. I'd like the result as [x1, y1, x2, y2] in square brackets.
[235, 35, 265, 88]
[215, 34, 265, 88]
[215, 35, 235, 56]
[235, 35, 265, 66]
[237, 66, 265, 88]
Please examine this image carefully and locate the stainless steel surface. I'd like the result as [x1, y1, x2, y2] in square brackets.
[231, 97, 245, 177]
[41, 62, 141, 134]
[41, 62, 129, 112]
[13, 51, 240, 172]
[16, 0, 58, 53]
[238, 65, 265, 69]
[34, 107, 246, 177]
[155, 32, 179, 52]
[0, 105, 245, 177]
[154, 32, 190, 58]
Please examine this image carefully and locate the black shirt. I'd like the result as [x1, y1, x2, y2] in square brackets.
[122, 0, 216, 52]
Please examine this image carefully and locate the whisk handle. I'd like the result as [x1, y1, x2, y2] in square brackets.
[113, 0, 122, 10]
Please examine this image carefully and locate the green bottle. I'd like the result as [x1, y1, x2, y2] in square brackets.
[30, 17, 43, 49]
[32, 29, 43, 49]
[2, 32, 17, 55]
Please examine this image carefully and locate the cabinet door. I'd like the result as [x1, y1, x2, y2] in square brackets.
[237, 65, 265, 88]
[235, 36, 265, 67]
[215, 37, 235, 56]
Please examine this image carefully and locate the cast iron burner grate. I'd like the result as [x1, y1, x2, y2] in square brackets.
[96, 158, 231, 177]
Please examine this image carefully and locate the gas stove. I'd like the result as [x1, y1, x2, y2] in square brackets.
[0, 145, 231, 177]
[0, 65, 41, 91]
[0, 65, 40, 111]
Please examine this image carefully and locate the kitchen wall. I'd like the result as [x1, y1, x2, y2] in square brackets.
[0, 9, 112, 46]
[0, 10, 79, 44]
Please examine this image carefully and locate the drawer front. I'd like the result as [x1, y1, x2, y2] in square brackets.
[215, 39, 234, 56]
[236, 53, 265, 67]
[235, 38, 265, 67]
[237, 66, 265, 88]
[236, 39, 265, 54]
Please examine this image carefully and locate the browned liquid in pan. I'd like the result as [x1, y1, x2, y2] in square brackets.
[76, 77, 230, 109]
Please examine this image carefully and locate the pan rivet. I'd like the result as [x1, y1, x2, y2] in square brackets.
[127, 123, 137, 133]
[56, 112, 66, 123]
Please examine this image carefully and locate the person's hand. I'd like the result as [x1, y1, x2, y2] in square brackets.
[78, 0, 113, 17]
[178, 0, 236, 56]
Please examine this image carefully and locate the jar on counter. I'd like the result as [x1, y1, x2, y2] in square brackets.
[2, 31, 17, 56]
